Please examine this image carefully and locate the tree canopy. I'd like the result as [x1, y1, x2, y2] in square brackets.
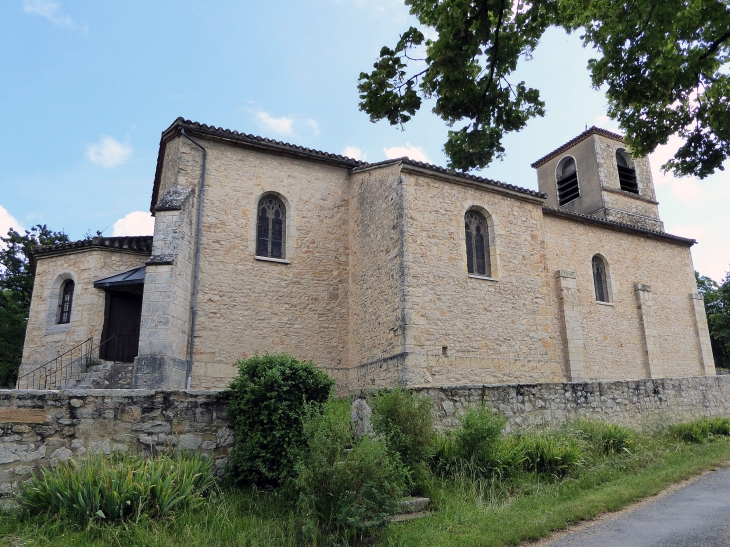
[358, 0, 730, 176]
[696, 271, 730, 369]
[0, 225, 69, 387]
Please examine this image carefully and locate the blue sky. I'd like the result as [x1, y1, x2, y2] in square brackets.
[1, 0, 728, 281]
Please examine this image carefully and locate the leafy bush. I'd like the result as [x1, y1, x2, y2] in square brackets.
[454, 406, 506, 468]
[573, 420, 634, 454]
[297, 398, 408, 544]
[370, 387, 436, 484]
[670, 416, 730, 443]
[20, 452, 215, 523]
[225, 353, 334, 487]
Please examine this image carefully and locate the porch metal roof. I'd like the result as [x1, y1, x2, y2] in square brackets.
[93, 266, 146, 288]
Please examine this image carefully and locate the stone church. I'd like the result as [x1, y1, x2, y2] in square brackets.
[18, 118, 716, 391]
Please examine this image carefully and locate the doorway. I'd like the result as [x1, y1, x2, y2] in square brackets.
[99, 292, 142, 362]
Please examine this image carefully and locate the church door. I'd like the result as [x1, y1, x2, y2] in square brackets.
[99, 292, 142, 362]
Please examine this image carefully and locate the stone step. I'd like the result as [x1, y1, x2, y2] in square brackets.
[389, 497, 432, 522]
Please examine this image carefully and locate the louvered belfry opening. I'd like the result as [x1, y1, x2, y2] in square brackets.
[616, 150, 639, 193]
[465, 210, 491, 276]
[557, 157, 580, 205]
[592, 255, 609, 303]
[256, 195, 286, 259]
[59, 280, 74, 324]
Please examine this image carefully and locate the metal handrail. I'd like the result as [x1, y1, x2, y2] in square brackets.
[16, 337, 93, 389]
[15, 333, 134, 390]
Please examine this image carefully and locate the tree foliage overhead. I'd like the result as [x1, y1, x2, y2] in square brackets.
[358, 0, 730, 176]
[0, 225, 69, 387]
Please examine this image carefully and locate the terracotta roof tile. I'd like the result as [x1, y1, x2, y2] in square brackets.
[531, 126, 625, 169]
[32, 236, 154, 259]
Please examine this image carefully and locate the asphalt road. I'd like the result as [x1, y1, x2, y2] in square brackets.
[542, 467, 730, 547]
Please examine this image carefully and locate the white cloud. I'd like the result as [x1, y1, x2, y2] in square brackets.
[649, 135, 686, 187]
[695, 245, 730, 283]
[256, 112, 294, 136]
[0, 205, 24, 242]
[671, 178, 701, 202]
[112, 211, 154, 237]
[305, 118, 320, 135]
[383, 143, 431, 163]
[23, 0, 73, 27]
[343, 146, 366, 161]
[86, 137, 133, 168]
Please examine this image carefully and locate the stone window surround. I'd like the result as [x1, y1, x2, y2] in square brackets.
[463, 204, 500, 279]
[590, 253, 614, 303]
[249, 190, 296, 261]
[555, 155, 581, 206]
[47, 271, 79, 327]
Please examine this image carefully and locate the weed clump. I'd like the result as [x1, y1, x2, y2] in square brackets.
[670, 416, 730, 443]
[20, 452, 215, 524]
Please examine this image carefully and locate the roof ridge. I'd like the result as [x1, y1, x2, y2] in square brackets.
[32, 235, 154, 257]
[531, 126, 625, 169]
[162, 119, 545, 200]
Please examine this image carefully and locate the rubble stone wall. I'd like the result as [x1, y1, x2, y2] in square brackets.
[0, 389, 232, 506]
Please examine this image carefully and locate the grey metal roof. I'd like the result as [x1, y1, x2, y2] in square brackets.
[93, 266, 146, 288]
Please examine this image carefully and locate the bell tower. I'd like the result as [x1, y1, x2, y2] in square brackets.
[531, 127, 663, 232]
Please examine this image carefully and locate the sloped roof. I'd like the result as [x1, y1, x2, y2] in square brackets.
[32, 236, 153, 260]
[531, 126, 625, 169]
[93, 266, 146, 288]
[150, 117, 546, 211]
[542, 206, 695, 246]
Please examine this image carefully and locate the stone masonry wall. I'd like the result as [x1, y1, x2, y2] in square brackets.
[20, 249, 150, 381]
[0, 389, 232, 506]
[543, 213, 706, 380]
[188, 141, 352, 389]
[4, 375, 730, 501]
[397, 169, 565, 387]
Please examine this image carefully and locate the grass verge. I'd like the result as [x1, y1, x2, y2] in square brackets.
[2, 434, 730, 546]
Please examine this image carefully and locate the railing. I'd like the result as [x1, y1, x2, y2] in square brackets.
[15, 333, 137, 390]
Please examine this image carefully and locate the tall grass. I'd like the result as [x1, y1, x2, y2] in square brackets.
[669, 416, 730, 442]
[20, 452, 216, 524]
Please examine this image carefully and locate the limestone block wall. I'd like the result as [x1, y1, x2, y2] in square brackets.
[344, 164, 406, 387]
[188, 141, 352, 389]
[593, 134, 657, 202]
[394, 168, 564, 387]
[543, 213, 707, 380]
[21, 249, 150, 378]
[0, 389, 232, 506]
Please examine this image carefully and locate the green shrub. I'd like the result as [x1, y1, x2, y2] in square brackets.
[20, 452, 215, 524]
[454, 406, 506, 468]
[573, 420, 634, 454]
[370, 388, 436, 485]
[297, 398, 408, 545]
[225, 353, 334, 487]
[670, 416, 730, 443]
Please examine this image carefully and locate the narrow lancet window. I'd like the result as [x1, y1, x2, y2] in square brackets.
[256, 195, 286, 259]
[59, 280, 75, 324]
[616, 150, 638, 193]
[592, 255, 609, 303]
[465, 210, 491, 277]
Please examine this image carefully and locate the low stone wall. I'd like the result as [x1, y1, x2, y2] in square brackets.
[0, 389, 233, 506]
[412, 375, 730, 431]
[2, 375, 730, 503]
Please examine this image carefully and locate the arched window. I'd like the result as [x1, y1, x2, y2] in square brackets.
[465, 210, 491, 276]
[556, 157, 580, 205]
[58, 280, 75, 324]
[256, 195, 286, 259]
[616, 150, 638, 193]
[592, 255, 610, 303]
